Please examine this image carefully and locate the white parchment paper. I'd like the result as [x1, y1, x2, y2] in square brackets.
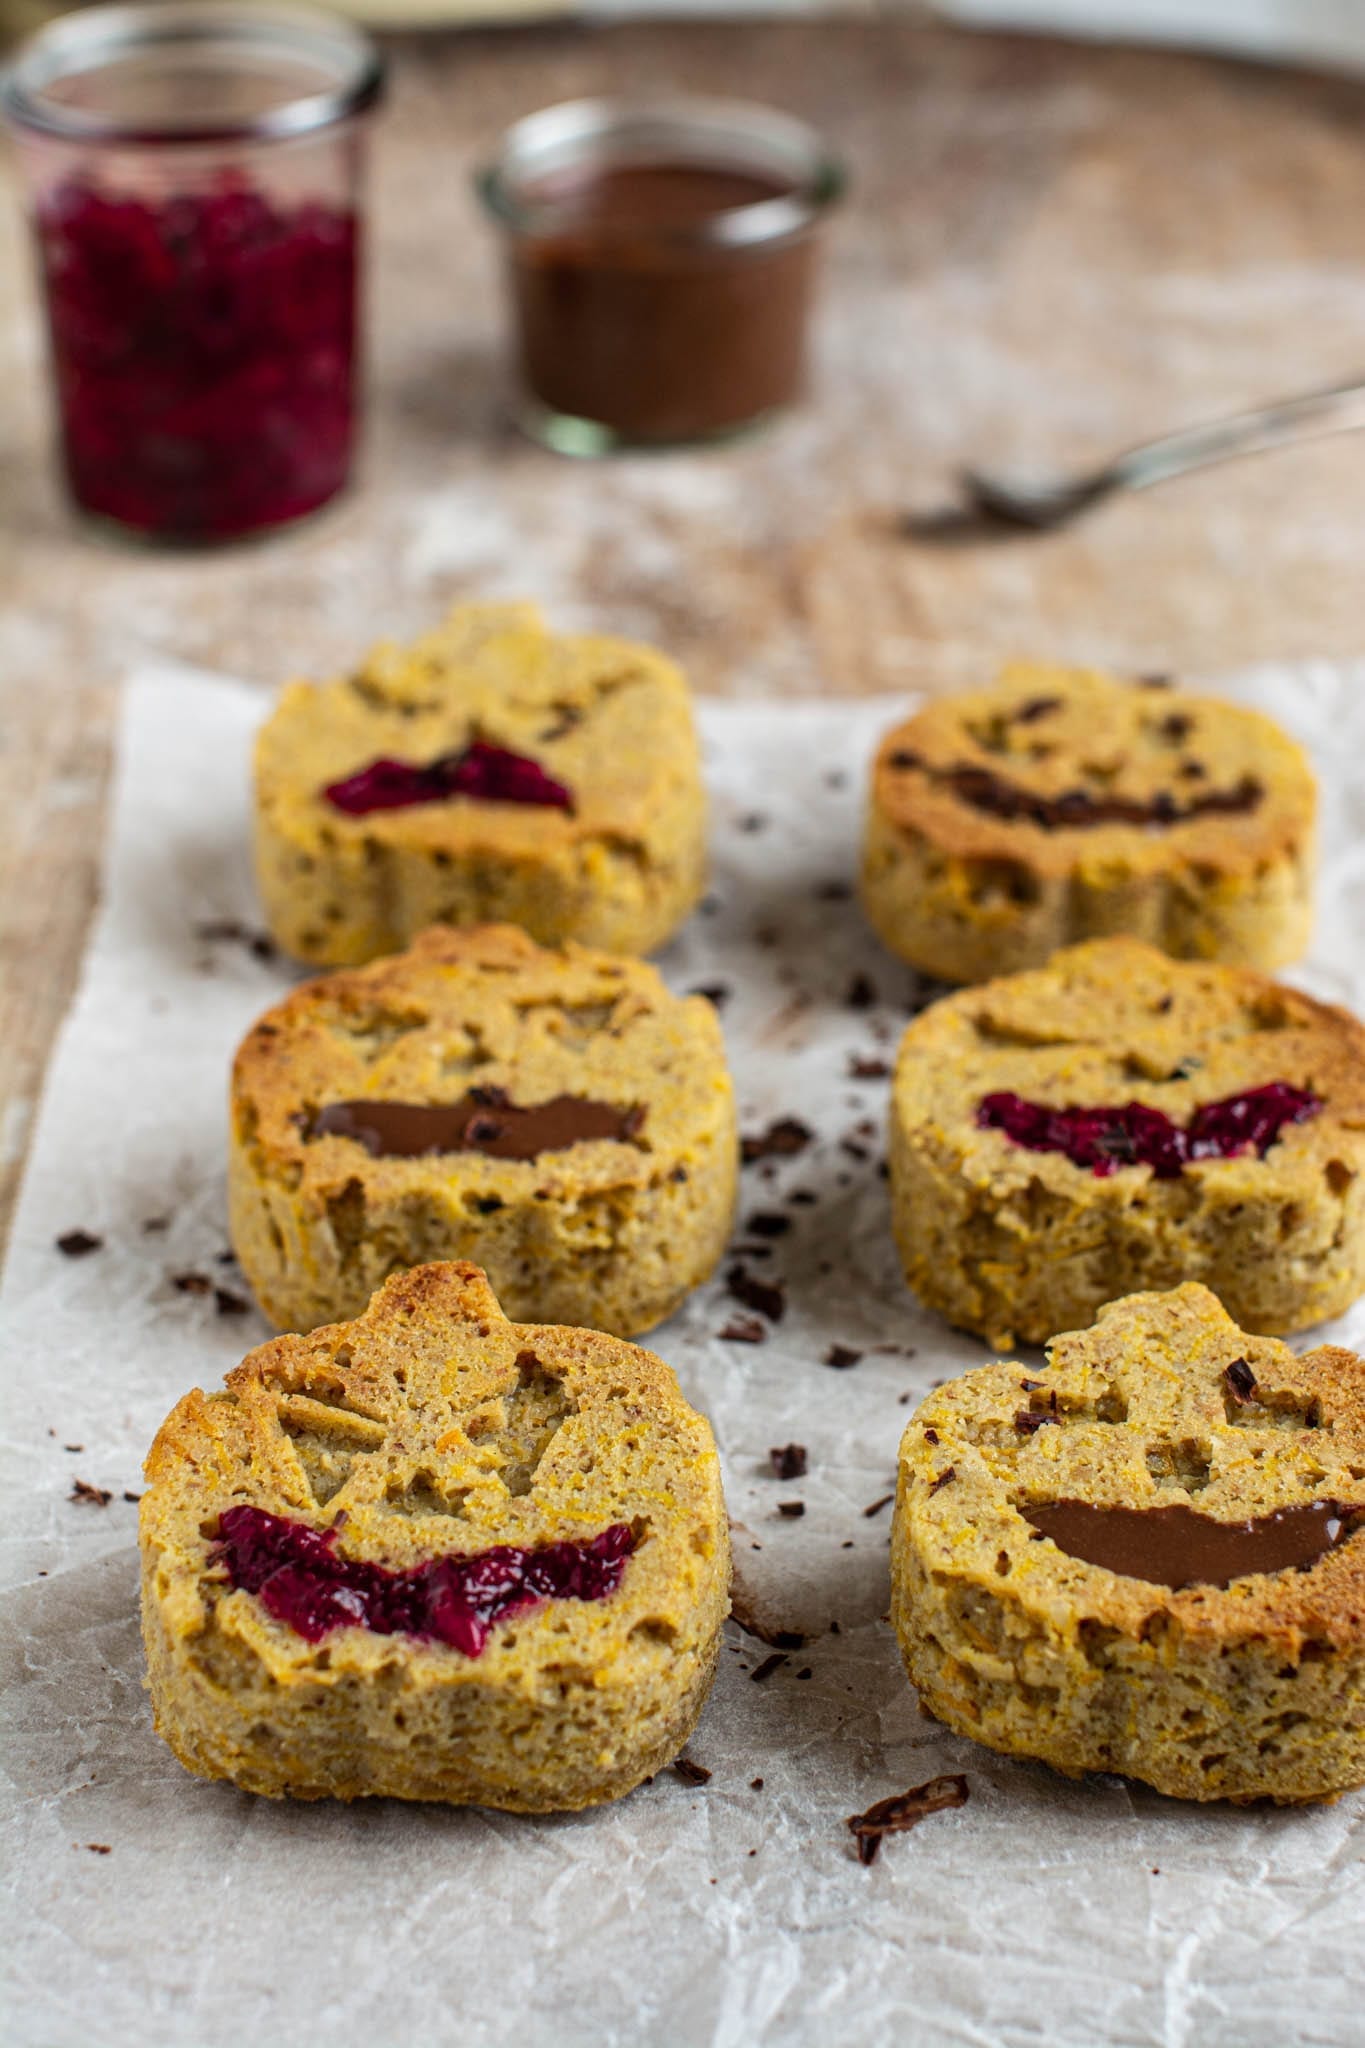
[3, 665, 1364, 2048]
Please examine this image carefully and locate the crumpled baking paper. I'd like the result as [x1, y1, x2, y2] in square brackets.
[3, 663, 1363, 2048]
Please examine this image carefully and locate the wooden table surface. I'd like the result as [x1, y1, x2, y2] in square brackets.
[1, 17, 1362, 1247]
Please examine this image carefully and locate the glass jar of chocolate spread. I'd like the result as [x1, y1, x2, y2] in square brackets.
[476, 97, 844, 454]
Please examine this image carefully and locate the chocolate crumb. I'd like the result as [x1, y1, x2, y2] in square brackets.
[195, 917, 276, 963]
[840, 1138, 870, 1161]
[122, 1491, 142, 1504]
[1223, 1358, 1258, 1406]
[847, 1774, 970, 1865]
[741, 1117, 814, 1164]
[845, 973, 878, 1010]
[750, 1653, 789, 1683]
[848, 1054, 891, 1080]
[85, 1843, 113, 1855]
[727, 1265, 786, 1323]
[689, 982, 731, 1008]
[141, 1216, 169, 1234]
[746, 1212, 792, 1239]
[63, 1444, 84, 1454]
[719, 1315, 767, 1344]
[213, 1287, 250, 1317]
[673, 1757, 712, 1786]
[778, 1501, 806, 1519]
[70, 1479, 112, 1507]
[787, 1188, 818, 1206]
[816, 880, 852, 901]
[823, 1345, 862, 1371]
[863, 1493, 895, 1518]
[769, 1443, 808, 1480]
[923, 1428, 939, 1445]
[829, 1620, 841, 1634]
[172, 1271, 213, 1296]
[56, 1230, 102, 1258]
[796, 1667, 813, 1680]
[928, 1467, 956, 1495]
[751, 1777, 765, 1790]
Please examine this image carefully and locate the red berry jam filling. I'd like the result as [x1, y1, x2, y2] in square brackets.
[35, 180, 358, 542]
[323, 741, 573, 816]
[213, 1504, 636, 1654]
[977, 1081, 1321, 1179]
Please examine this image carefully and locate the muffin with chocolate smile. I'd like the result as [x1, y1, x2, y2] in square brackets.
[229, 923, 737, 1335]
[861, 664, 1316, 983]
[888, 938, 1365, 1348]
[254, 600, 707, 967]
[891, 1284, 1365, 1803]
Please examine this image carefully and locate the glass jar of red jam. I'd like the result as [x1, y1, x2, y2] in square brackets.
[477, 97, 844, 454]
[1, 3, 383, 544]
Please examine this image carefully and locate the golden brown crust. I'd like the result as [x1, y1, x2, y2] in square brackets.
[888, 937, 1365, 1346]
[228, 923, 737, 1336]
[140, 1262, 731, 1810]
[861, 665, 1317, 981]
[890, 1283, 1365, 1803]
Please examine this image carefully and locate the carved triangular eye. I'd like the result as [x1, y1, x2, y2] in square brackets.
[275, 1394, 386, 1507]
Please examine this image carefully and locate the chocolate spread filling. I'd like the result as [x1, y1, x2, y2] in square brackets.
[302, 1087, 645, 1160]
[888, 753, 1263, 830]
[1023, 1497, 1362, 1591]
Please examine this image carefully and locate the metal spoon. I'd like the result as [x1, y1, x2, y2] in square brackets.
[954, 375, 1365, 532]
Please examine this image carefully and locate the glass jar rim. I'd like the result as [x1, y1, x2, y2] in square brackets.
[0, 2, 384, 148]
[476, 95, 845, 249]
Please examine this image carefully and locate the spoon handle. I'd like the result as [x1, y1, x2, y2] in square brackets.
[1113, 377, 1365, 493]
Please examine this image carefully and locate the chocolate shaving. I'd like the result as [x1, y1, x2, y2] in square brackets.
[85, 1843, 113, 1855]
[719, 1315, 767, 1344]
[745, 1212, 792, 1239]
[777, 1501, 806, 1519]
[741, 1117, 814, 1164]
[847, 1774, 970, 1865]
[769, 1444, 808, 1480]
[123, 1491, 143, 1504]
[172, 1271, 212, 1296]
[823, 1345, 862, 1371]
[673, 1757, 712, 1786]
[56, 1230, 102, 1258]
[214, 1287, 250, 1317]
[863, 1493, 895, 1518]
[195, 918, 276, 963]
[845, 973, 878, 1010]
[1223, 1358, 1258, 1406]
[727, 1265, 786, 1323]
[70, 1479, 111, 1507]
[848, 1055, 891, 1080]
[750, 1653, 789, 1684]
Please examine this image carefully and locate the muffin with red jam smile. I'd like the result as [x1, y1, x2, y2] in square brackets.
[140, 1262, 730, 1810]
[861, 664, 1316, 983]
[888, 938, 1365, 1347]
[254, 600, 707, 966]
